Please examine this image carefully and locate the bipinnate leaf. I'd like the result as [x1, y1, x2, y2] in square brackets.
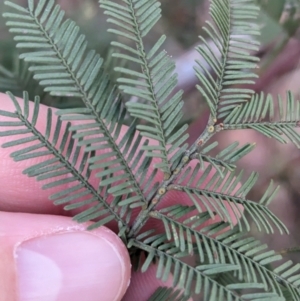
[0, 91, 128, 232]
[131, 231, 286, 300]
[196, 141, 256, 174]
[100, 0, 189, 177]
[1, 0, 300, 301]
[4, 0, 156, 210]
[223, 92, 300, 148]
[195, 0, 260, 119]
[151, 207, 300, 299]
[170, 165, 288, 233]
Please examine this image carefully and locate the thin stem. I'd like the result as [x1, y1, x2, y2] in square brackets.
[279, 246, 300, 256]
[128, 119, 216, 237]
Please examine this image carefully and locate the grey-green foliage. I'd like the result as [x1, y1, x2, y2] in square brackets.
[0, 55, 85, 108]
[1, 0, 300, 300]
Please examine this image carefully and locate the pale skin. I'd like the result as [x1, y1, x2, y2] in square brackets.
[0, 92, 241, 301]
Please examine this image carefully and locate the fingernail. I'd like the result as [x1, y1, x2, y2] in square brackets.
[15, 232, 127, 301]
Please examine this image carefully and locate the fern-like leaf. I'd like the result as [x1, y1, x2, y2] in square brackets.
[223, 91, 300, 148]
[151, 207, 300, 300]
[2, 1, 300, 300]
[0, 56, 83, 108]
[194, 141, 256, 174]
[1, 92, 128, 231]
[170, 164, 287, 233]
[195, 0, 260, 119]
[131, 232, 284, 300]
[99, 0, 189, 176]
[4, 0, 154, 209]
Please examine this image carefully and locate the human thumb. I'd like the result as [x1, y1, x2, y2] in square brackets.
[0, 212, 131, 301]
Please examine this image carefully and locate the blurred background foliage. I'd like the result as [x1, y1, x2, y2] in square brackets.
[1, 0, 300, 266]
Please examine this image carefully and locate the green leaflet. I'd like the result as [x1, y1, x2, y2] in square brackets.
[223, 92, 300, 148]
[172, 165, 288, 234]
[195, 0, 260, 119]
[1, 91, 128, 232]
[100, 0, 189, 176]
[195, 141, 256, 175]
[151, 207, 300, 299]
[131, 232, 285, 300]
[4, 0, 156, 210]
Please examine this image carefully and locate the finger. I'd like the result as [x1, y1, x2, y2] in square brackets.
[0, 211, 131, 301]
